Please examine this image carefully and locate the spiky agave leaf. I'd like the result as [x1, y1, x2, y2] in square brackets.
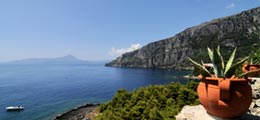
[238, 68, 260, 78]
[255, 49, 260, 63]
[217, 46, 225, 70]
[207, 47, 213, 61]
[187, 57, 211, 77]
[224, 47, 237, 75]
[225, 57, 248, 78]
[213, 47, 224, 77]
[248, 52, 254, 64]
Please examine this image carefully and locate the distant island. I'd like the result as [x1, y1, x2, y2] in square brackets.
[4, 55, 89, 64]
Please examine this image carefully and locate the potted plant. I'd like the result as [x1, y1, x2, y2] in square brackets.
[188, 46, 257, 118]
[242, 49, 260, 77]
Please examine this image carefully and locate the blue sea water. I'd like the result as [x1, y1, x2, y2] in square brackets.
[0, 63, 190, 120]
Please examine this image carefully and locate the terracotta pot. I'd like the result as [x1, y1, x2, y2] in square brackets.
[242, 64, 260, 77]
[197, 76, 252, 118]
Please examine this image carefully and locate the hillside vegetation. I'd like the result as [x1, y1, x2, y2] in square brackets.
[96, 82, 199, 120]
[106, 7, 260, 69]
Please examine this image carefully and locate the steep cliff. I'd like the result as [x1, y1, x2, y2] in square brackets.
[106, 7, 260, 69]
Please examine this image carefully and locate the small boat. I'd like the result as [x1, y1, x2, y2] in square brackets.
[6, 106, 24, 111]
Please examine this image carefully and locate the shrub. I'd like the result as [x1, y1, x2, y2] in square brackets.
[95, 82, 199, 120]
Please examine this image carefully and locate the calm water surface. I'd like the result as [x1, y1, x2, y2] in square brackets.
[0, 63, 190, 120]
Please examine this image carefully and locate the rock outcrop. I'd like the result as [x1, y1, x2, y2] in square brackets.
[175, 105, 260, 120]
[249, 78, 260, 115]
[106, 7, 260, 69]
[53, 104, 98, 120]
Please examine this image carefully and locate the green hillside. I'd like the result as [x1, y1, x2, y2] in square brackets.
[96, 82, 199, 120]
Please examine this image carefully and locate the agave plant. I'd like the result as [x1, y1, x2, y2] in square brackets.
[188, 46, 247, 78]
[247, 48, 260, 64]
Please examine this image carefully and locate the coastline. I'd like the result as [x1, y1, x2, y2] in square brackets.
[53, 104, 99, 120]
[182, 75, 198, 80]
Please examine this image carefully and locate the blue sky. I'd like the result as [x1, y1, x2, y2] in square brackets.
[0, 0, 259, 62]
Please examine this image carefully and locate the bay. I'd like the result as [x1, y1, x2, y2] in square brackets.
[0, 63, 190, 120]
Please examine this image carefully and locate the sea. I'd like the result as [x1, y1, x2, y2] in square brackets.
[0, 62, 191, 120]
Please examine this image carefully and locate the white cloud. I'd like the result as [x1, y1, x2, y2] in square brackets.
[225, 3, 235, 9]
[66, 48, 72, 53]
[109, 43, 142, 55]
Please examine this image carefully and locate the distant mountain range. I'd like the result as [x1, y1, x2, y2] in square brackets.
[106, 7, 260, 69]
[5, 55, 89, 64]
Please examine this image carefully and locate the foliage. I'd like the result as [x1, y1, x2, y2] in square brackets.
[247, 48, 260, 64]
[186, 31, 260, 67]
[95, 82, 199, 120]
[188, 46, 248, 78]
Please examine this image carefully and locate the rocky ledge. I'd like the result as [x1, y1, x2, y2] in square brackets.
[175, 105, 260, 120]
[53, 104, 99, 120]
[249, 78, 260, 115]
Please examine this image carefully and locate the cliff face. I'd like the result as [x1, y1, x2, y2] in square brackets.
[106, 7, 260, 69]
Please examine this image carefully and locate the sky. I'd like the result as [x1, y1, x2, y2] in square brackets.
[0, 0, 259, 62]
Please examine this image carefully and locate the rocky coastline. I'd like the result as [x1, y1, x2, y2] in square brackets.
[53, 77, 260, 120]
[106, 7, 260, 69]
[53, 104, 99, 120]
